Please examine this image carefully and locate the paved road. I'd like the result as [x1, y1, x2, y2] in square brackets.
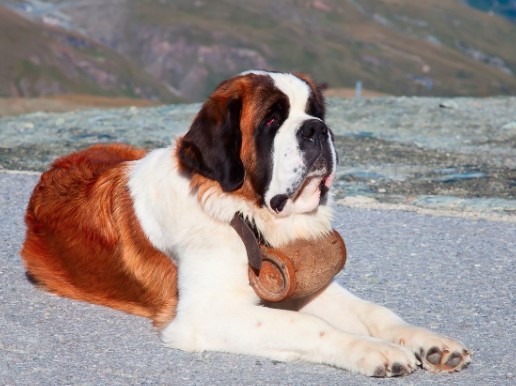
[1, 171, 514, 385]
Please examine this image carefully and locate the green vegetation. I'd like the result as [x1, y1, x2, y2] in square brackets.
[1, 0, 516, 100]
[127, 0, 516, 98]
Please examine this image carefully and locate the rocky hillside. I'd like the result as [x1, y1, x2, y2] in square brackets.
[1, 96, 514, 217]
[3, 0, 516, 101]
[0, 7, 180, 102]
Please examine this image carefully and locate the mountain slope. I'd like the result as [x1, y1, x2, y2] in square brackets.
[0, 6, 180, 102]
[3, 0, 516, 100]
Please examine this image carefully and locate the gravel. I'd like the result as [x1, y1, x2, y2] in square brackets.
[0, 96, 515, 216]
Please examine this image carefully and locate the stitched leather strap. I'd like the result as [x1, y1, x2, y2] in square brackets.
[230, 214, 263, 270]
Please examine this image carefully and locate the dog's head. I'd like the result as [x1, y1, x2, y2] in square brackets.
[177, 70, 336, 217]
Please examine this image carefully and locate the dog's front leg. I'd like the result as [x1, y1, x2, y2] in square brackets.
[160, 231, 413, 377]
[161, 303, 418, 377]
[301, 282, 472, 373]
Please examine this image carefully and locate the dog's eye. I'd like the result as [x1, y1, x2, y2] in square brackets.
[263, 102, 285, 131]
[264, 111, 282, 130]
[265, 117, 278, 127]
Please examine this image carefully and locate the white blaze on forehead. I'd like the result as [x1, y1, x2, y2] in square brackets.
[266, 113, 307, 197]
[241, 70, 333, 216]
[244, 72, 314, 211]
[240, 70, 311, 113]
[267, 73, 311, 113]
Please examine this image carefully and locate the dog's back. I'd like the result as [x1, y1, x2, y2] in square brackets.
[21, 144, 178, 327]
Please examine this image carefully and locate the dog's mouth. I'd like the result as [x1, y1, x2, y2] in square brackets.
[270, 172, 333, 215]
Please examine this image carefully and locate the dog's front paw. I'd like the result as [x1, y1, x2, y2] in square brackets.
[348, 338, 419, 377]
[416, 343, 471, 373]
[392, 326, 471, 373]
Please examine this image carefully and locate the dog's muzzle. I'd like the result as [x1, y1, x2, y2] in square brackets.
[269, 119, 335, 214]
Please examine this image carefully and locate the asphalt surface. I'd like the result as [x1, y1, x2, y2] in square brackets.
[1, 171, 514, 385]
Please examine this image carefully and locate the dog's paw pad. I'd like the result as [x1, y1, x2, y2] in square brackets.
[351, 338, 418, 378]
[373, 365, 387, 377]
[419, 345, 471, 373]
[373, 362, 413, 378]
[392, 326, 471, 373]
[445, 351, 462, 368]
[391, 362, 411, 376]
[426, 346, 443, 365]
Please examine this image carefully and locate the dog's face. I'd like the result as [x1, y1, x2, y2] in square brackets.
[178, 70, 336, 217]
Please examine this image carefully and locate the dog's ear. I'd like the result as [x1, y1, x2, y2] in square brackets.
[178, 80, 245, 192]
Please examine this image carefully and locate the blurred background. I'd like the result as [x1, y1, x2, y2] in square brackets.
[0, 0, 515, 115]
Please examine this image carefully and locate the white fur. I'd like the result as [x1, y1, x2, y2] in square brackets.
[126, 72, 470, 377]
[266, 74, 324, 215]
[243, 71, 334, 216]
[127, 146, 470, 377]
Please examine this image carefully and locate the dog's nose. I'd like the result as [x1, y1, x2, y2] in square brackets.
[270, 194, 288, 213]
[298, 119, 328, 145]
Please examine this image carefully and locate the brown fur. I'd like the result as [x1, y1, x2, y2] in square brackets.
[21, 144, 178, 327]
[177, 73, 283, 204]
[21, 72, 320, 327]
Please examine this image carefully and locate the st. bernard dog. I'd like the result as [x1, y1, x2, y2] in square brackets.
[21, 70, 470, 377]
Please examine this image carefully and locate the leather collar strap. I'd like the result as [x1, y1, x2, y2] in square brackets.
[230, 214, 263, 270]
